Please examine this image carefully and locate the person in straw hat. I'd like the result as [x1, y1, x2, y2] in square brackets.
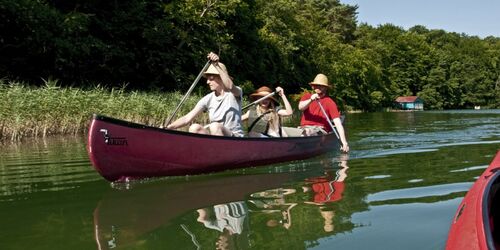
[241, 86, 293, 137]
[167, 52, 244, 137]
[298, 73, 349, 152]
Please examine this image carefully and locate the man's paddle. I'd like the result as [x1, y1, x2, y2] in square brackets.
[164, 60, 211, 127]
[242, 91, 277, 111]
[315, 100, 340, 140]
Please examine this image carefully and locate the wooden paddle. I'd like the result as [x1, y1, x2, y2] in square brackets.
[242, 91, 277, 111]
[315, 100, 340, 140]
[164, 60, 211, 127]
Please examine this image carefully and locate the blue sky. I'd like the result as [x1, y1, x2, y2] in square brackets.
[340, 0, 500, 38]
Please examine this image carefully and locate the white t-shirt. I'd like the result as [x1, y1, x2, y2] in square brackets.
[195, 87, 244, 137]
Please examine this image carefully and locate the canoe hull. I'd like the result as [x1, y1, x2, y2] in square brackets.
[87, 115, 339, 181]
[446, 150, 500, 250]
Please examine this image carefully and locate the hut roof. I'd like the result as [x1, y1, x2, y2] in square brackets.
[395, 96, 420, 103]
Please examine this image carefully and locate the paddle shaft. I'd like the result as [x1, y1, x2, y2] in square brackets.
[315, 99, 340, 139]
[165, 60, 211, 126]
[242, 91, 277, 110]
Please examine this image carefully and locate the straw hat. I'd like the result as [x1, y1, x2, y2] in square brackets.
[309, 73, 331, 88]
[203, 63, 228, 77]
[250, 86, 279, 104]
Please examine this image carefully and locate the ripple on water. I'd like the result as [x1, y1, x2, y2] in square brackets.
[365, 175, 391, 179]
[366, 182, 474, 203]
[351, 111, 500, 159]
[0, 138, 100, 199]
[449, 164, 488, 173]
[408, 179, 424, 183]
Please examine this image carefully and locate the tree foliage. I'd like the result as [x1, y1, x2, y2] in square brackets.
[1, 0, 499, 110]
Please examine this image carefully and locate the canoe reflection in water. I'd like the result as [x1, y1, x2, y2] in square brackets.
[94, 172, 293, 249]
[93, 156, 350, 249]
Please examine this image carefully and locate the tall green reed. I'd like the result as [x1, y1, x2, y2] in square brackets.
[0, 79, 205, 141]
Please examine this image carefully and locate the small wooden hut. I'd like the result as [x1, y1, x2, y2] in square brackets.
[395, 96, 424, 110]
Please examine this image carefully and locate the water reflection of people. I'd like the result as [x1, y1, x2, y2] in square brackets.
[303, 156, 349, 232]
[196, 201, 248, 249]
[303, 165, 348, 203]
[320, 210, 335, 232]
[248, 188, 298, 229]
[197, 201, 247, 234]
[215, 229, 234, 250]
[262, 202, 298, 230]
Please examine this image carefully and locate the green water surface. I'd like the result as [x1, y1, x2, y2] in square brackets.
[1, 110, 499, 250]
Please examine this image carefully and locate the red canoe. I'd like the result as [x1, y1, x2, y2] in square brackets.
[87, 114, 339, 181]
[446, 150, 500, 250]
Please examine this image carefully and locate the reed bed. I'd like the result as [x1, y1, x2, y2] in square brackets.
[0, 79, 205, 141]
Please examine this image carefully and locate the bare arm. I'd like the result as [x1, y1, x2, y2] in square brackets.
[207, 52, 242, 97]
[218, 63, 242, 97]
[298, 93, 319, 111]
[332, 117, 349, 153]
[166, 105, 204, 130]
[276, 87, 293, 116]
[241, 110, 249, 122]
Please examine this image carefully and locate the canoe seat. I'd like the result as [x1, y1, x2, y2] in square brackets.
[282, 127, 303, 137]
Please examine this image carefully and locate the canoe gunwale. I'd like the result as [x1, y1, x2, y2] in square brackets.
[482, 169, 500, 250]
[92, 114, 328, 141]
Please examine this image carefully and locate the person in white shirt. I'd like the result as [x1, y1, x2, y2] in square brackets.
[167, 52, 244, 137]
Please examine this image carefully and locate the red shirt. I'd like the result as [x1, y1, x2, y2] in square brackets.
[300, 93, 340, 132]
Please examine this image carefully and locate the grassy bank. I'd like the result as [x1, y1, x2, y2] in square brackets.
[0, 79, 204, 141]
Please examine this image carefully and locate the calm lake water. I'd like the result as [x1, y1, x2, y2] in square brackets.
[1, 110, 499, 250]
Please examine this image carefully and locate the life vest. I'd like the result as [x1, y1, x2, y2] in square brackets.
[247, 108, 271, 135]
[247, 108, 284, 137]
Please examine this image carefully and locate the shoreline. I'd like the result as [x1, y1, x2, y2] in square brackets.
[1, 81, 496, 142]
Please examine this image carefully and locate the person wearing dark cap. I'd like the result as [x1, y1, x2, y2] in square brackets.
[167, 52, 244, 137]
[298, 73, 349, 152]
[241, 86, 293, 137]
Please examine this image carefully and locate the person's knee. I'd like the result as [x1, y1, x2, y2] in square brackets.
[189, 124, 208, 134]
[188, 124, 202, 132]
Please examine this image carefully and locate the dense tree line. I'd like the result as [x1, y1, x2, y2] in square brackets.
[1, 0, 499, 110]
